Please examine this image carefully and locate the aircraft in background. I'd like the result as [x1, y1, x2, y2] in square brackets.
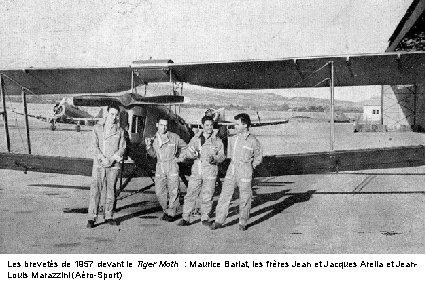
[188, 107, 289, 133]
[49, 97, 104, 131]
[327, 111, 352, 123]
[0, 52, 424, 185]
[11, 97, 105, 131]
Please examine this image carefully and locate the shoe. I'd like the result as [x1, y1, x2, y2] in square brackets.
[86, 220, 95, 229]
[238, 224, 247, 231]
[191, 208, 201, 217]
[167, 215, 178, 222]
[177, 219, 191, 226]
[161, 214, 175, 222]
[106, 219, 117, 226]
[161, 213, 170, 221]
[201, 220, 212, 227]
[210, 222, 224, 230]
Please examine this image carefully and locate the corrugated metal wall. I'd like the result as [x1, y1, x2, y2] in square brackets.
[382, 84, 425, 131]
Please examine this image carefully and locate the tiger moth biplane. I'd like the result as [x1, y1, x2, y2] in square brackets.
[0, 52, 424, 191]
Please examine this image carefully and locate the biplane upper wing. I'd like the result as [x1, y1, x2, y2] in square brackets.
[136, 51, 424, 89]
[0, 67, 139, 95]
[0, 52, 424, 178]
[1, 52, 423, 95]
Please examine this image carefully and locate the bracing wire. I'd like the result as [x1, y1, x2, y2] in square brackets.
[291, 61, 331, 88]
[4, 89, 26, 153]
[0, 73, 37, 96]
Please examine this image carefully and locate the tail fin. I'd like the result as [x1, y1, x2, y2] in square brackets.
[216, 107, 225, 121]
[96, 108, 104, 118]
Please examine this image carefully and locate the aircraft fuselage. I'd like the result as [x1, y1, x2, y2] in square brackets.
[119, 104, 193, 176]
[122, 104, 192, 145]
[53, 102, 93, 123]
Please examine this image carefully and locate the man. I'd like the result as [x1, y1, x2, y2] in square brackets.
[177, 115, 225, 227]
[211, 113, 262, 231]
[145, 117, 187, 221]
[87, 104, 126, 228]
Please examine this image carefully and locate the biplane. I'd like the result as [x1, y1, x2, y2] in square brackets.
[0, 52, 424, 186]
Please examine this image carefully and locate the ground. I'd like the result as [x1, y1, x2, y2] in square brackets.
[0, 106, 424, 254]
[0, 165, 424, 254]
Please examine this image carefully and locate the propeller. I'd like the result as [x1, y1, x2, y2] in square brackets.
[73, 93, 188, 107]
[205, 107, 225, 120]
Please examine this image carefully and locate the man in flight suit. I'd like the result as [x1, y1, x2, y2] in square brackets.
[87, 104, 126, 228]
[177, 115, 225, 227]
[211, 113, 262, 231]
[145, 117, 187, 221]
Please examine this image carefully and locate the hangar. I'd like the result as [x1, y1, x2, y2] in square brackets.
[382, 0, 425, 132]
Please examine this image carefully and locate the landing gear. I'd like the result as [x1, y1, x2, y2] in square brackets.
[50, 120, 56, 131]
[75, 122, 81, 132]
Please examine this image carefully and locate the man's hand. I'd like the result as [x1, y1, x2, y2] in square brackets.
[100, 156, 112, 167]
[208, 155, 216, 164]
[111, 154, 121, 163]
[145, 137, 154, 148]
[188, 145, 199, 158]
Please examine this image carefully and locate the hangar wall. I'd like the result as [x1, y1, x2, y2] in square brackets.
[383, 0, 424, 132]
[382, 84, 425, 131]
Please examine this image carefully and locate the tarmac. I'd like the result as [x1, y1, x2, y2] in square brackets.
[0, 164, 424, 254]
[0, 109, 424, 254]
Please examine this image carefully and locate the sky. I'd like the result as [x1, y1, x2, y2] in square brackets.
[0, 0, 413, 101]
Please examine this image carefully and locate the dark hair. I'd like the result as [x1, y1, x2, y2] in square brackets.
[205, 108, 214, 116]
[157, 116, 168, 122]
[234, 113, 251, 127]
[107, 103, 120, 112]
[201, 115, 214, 125]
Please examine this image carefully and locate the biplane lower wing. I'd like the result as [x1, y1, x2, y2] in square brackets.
[1, 145, 423, 178]
[0, 153, 94, 176]
[0, 153, 152, 177]
[254, 145, 425, 176]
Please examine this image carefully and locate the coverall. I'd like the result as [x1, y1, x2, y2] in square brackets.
[182, 130, 225, 222]
[214, 131, 262, 226]
[147, 131, 187, 217]
[88, 120, 126, 221]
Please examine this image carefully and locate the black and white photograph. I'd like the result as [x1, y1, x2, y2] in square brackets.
[0, 0, 424, 277]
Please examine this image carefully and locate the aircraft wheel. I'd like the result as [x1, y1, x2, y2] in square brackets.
[75, 125, 81, 132]
[50, 124, 56, 131]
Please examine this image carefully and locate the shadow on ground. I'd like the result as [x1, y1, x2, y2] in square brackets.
[223, 189, 315, 229]
[29, 184, 89, 190]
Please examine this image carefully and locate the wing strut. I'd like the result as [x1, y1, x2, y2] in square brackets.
[0, 75, 11, 152]
[21, 88, 32, 154]
[330, 61, 335, 152]
[131, 69, 136, 93]
[1, 73, 35, 154]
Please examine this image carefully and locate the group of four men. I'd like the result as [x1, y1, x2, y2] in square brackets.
[87, 104, 262, 231]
